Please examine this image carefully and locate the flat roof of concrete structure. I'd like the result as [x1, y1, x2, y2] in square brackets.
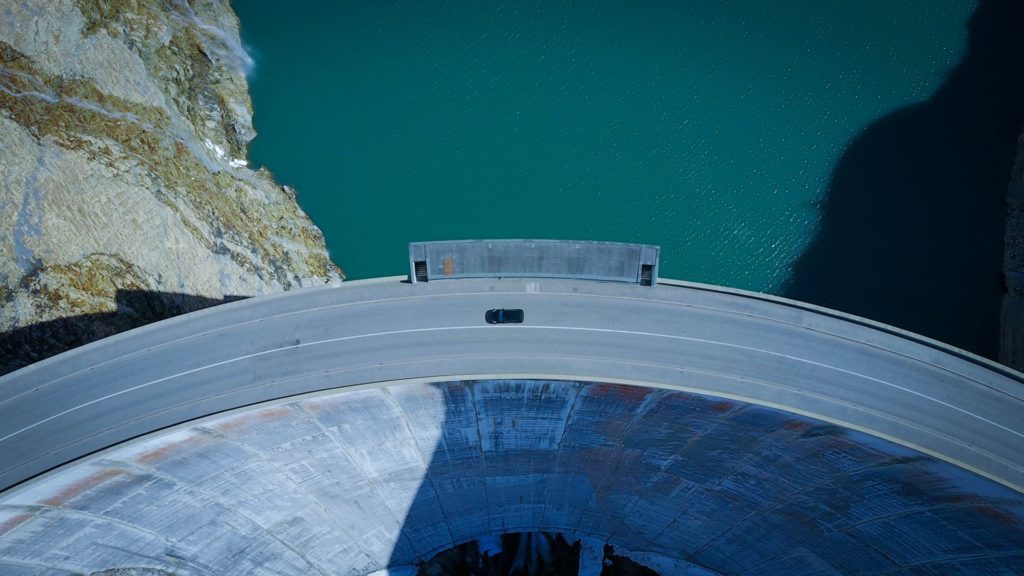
[408, 240, 660, 284]
[2, 276, 1024, 574]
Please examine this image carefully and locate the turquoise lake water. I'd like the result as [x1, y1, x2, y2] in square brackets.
[234, 1, 1024, 357]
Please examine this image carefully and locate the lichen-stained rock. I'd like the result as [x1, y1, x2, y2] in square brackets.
[0, 0, 343, 373]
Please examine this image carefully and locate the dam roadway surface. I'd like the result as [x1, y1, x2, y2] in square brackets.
[2, 276, 1022, 493]
[1, 277, 1023, 574]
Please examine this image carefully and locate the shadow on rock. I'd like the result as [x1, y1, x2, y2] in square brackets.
[1, 290, 247, 376]
[783, 0, 1024, 358]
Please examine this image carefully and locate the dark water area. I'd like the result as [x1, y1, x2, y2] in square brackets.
[232, 1, 1024, 357]
[784, 0, 1024, 358]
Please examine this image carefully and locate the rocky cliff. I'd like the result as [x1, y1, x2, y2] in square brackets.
[1001, 129, 1024, 370]
[0, 0, 343, 374]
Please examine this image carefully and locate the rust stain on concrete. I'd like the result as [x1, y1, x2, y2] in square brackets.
[590, 383, 651, 401]
[783, 420, 811, 431]
[974, 503, 1020, 525]
[41, 468, 123, 507]
[304, 395, 353, 414]
[214, 405, 293, 435]
[709, 400, 735, 413]
[134, 434, 207, 465]
[0, 513, 34, 537]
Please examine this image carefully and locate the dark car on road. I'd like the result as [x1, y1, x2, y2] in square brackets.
[486, 309, 524, 324]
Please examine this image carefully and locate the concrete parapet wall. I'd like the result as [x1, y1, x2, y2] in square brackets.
[408, 240, 659, 284]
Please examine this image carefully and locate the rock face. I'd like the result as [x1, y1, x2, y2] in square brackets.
[1002, 129, 1024, 370]
[0, 0, 342, 373]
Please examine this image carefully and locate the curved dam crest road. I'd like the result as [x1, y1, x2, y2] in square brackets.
[0, 277, 1022, 495]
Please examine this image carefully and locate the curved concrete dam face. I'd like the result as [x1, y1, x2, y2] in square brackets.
[1, 379, 1023, 575]
[1, 277, 1024, 574]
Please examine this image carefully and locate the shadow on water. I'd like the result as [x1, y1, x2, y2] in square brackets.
[0, 290, 246, 376]
[783, 0, 1024, 358]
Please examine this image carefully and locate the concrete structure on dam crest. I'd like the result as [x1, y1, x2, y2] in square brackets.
[0, 241, 1022, 575]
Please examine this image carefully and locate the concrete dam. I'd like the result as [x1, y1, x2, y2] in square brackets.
[0, 241, 1022, 575]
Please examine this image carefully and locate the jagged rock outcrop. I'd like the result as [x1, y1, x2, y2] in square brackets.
[1001, 128, 1024, 370]
[0, 0, 342, 374]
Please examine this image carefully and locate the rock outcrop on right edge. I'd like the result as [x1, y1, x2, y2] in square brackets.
[1001, 128, 1024, 370]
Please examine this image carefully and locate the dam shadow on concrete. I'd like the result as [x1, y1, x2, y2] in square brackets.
[383, 380, 1024, 575]
[783, 0, 1024, 359]
[0, 290, 246, 376]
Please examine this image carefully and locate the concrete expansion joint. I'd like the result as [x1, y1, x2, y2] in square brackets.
[542, 384, 582, 526]
[672, 416, 804, 554]
[469, 384, 496, 537]
[194, 424, 333, 518]
[288, 402, 416, 563]
[105, 456, 333, 576]
[380, 387, 458, 547]
[695, 454, 924, 551]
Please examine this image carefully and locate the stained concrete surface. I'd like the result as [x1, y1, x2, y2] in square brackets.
[0, 380, 1021, 575]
